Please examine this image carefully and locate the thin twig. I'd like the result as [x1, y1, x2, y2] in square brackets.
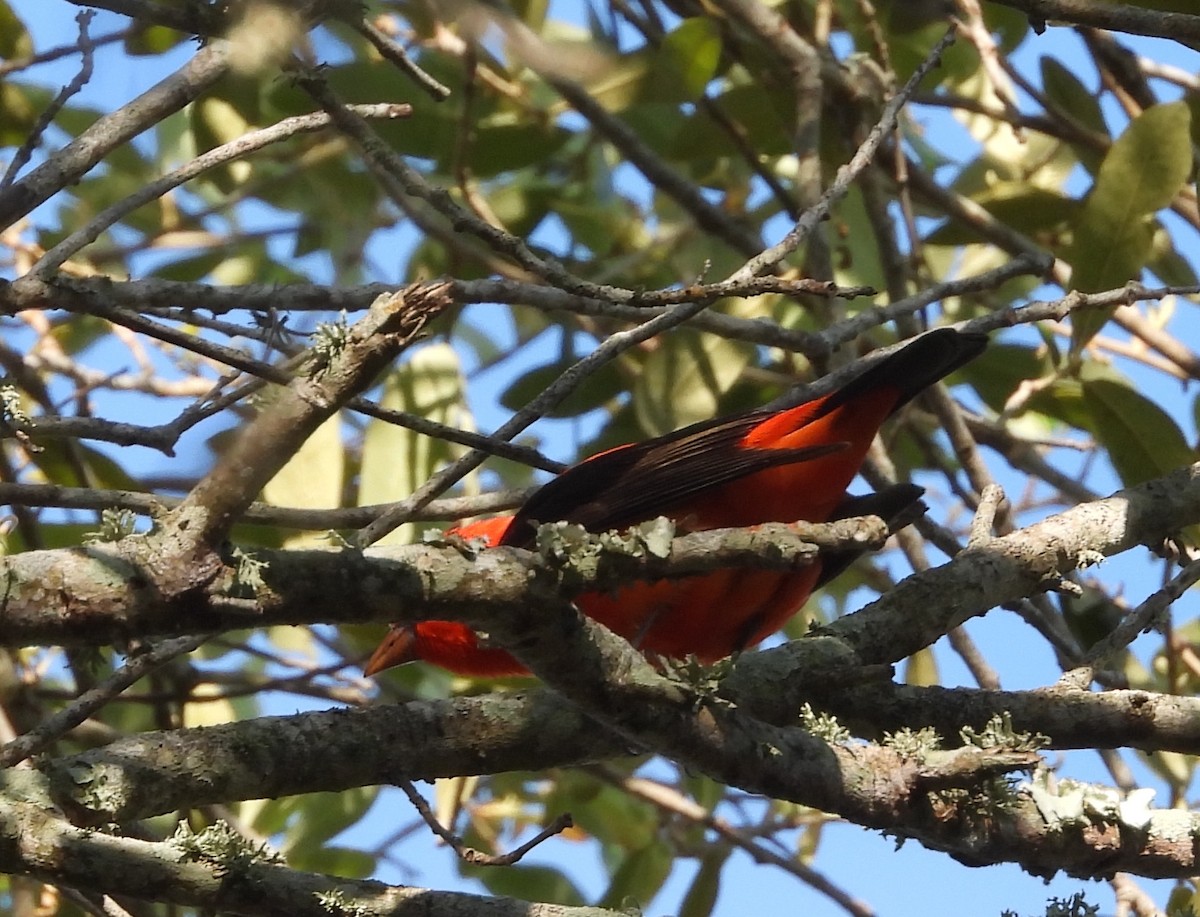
[354, 18, 450, 100]
[0, 26, 129, 78]
[589, 764, 875, 917]
[0, 481, 533, 528]
[64, 0, 214, 34]
[398, 779, 573, 867]
[987, 0, 1200, 46]
[1, 11, 97, 190]
[0, 634, 209, 768]
[8, 280, 563, 470]
[30, 103, 412, 276]
[969, 484, 1008, 547]
[0, 37, 231, 230]
[1080, 557, 1200, 667]
[726, 28, 958, 282]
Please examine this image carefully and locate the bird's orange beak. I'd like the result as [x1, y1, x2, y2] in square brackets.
[363, 626, 420, 676]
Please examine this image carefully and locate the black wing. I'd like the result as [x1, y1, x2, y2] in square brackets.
[501, 413, 847, 546]
[502, 329, 986, 547]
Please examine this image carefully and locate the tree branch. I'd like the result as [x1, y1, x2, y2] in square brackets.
[0, 40, 230, 231]
[0, 515, 892, 644]
[988, 0, 1200, 46]
[0, 795, 613, 916]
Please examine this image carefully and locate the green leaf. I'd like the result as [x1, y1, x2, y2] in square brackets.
[260, 414, 344, 546]
[246, 797, 296, 839]
[0, 1, 32, 59]
[1082, 379, 1195, 486]
[124, 23, 187, 56]
[30, 441, 140, 492]
[633, 330, 754, 436]
[585, 51, 653, 113]
[642, 18, 722, 104]
[1069, 101, 1193, 347]
[473, 863, 586, 906]
[958, 343, 1048, 414]
[149, 250, 232, 282]
[499, 354, 626, 418]
[672, 83, 792, 159]
[189, 76, 266, 192]
[358, 343, 471, 545]
[599, 841, 674, 910]
[468, 121, 573, 177]
[283, 787, 378, 855]
[924, 185, 1076, 246]
[485, 179, 555, 239]
[904, 647, 939, 687]
[1018, 358, 1125, 433]
[622, 103, 689, 162]
[831, 187, 885, 291]
[49, 313, 109, 355]
[680, 774, 727, 812]
[511, 0, 549, 29]
[1138, 750, 1195, 791]
[182, 683, 255, 729]
[544, 775, 657, 851]
[1060, 586, 1124, 651]
[0, 82, 49, 146]
[1040, 57, 1106, 169]
[1146, 223, 1200, 287]
[286, 844, 376, 879]
[679, 847, 729, 917]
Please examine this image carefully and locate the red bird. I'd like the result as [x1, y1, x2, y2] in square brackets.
[365, 328, 987, 678]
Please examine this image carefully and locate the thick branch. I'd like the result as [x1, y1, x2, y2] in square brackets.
[0, 794, 611, 916]
[13, 671, 1200, 880]
[7, 468, 1200, 879]
[158, 284, 447, 565]
[988, 0, 1200, 46]
[0, 516, 887, 645]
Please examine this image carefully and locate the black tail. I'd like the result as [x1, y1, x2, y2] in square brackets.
[821, 328, 988, 418]
[814, 483, 927, 589]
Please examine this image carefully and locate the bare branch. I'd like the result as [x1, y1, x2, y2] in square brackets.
[398, 779, 574, 867]
[0, 40, 230, 231]
[0, 11, 97, 190]
[988, 0, 1200, 46]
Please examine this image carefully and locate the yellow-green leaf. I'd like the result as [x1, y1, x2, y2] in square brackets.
[286, 844, 376, 879]
[904, 646, 939, 687]
[475, 864, 586, 906]
[0, 81, 45, 146]
[261, 414, 343, 547]
[0, 1, 32, 59]
[599, 841, 674, 910]
[181, 682, 246, 728]
[1040, 57, 1105, 167]
[643, 18, 722, 104]
[124, 23, 187, 56]
[1082, 379, 1195, 486]
[500, 354, 626, 418]
[679, 847, 728, 917]
[358, 343, 471, 545]
[925, 185, 1076, 246]
[283, 787, 377, 855]
[1069, 101, 1192, 347]
[634, 330, 754, 436]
